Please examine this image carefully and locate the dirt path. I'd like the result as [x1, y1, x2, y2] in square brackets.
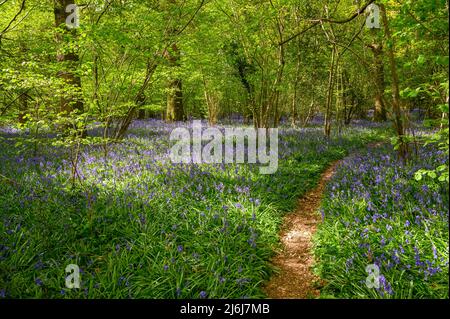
[263, 160, 342, 299]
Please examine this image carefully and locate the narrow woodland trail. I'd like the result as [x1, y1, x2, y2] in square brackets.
[264, 143, 384, 298]
[263, 160, 342, 299]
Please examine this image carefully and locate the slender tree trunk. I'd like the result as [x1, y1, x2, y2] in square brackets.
[441, 95, 449, 130]
[114, 60, 157, 139]
[271, 16, 285, 128]
[291, 56, 301, 128]
[54, 0, 83, 115]
[341, 70, 350, 125]
[291, 90, 297, 128]
[324, 46, 337, 137]
[165, 42, 184, 122]
[291, 7, 302, 129]
[92, 53, 100, 110]
[336, 64, 344, 134]
[138, 109, 146, 119]
[201, 72, 218, 126]
[368, 43, 387, 122]
[265, 48, 285, 128]
[18, 92, 28, 124]
[18, 41, 28, 124]
[380, 3, 408, 160]
[302, 99, 314, 127]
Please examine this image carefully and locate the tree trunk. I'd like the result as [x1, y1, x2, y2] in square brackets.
[301, 99, 314, 127]
[368, 43, 387, 122]
[138, 109, 146, 119]
[202, 73, 219, 126]
[18, 41, 28, 124]
[291, 56, 301, 128]
[113, 60, 157, 140]
[18, 92, 28, 124]
[54, 0, 83, 115]
[291, 8, 302, 129]
[336, 64, 344, 134]
[324, 46, 337, 137]
[165, 42, 184, 122]
[291, 90, 297, 128]
[166, 78, 183, 122]
[271, 19, 285, 128]
[380, 3, 408, 160]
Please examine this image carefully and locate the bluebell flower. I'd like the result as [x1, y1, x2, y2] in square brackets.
[35, 278, 43, 287]
[34, 260, 44, 270]
[432, 246, 438, 259]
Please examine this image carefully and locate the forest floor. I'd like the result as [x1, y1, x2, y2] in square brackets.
[263, 160, 341, 298]
[3, 123, 446, 299]
[0, 123, 382, 298]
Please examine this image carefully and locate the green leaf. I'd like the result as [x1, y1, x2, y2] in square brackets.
[427, 171, 437, 179]
[414, 172, 423, 181]
[417, 55, 426, 65]
[439, 104, 449, 113]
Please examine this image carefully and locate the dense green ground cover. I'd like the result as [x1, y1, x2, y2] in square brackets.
[0, 120, 380, 298]
[315, 144, 449, 298]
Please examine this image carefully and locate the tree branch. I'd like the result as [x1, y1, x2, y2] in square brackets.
[0, 0, 26, 36]
[176, 0, 206, 36]
[280, 0, 376, 45]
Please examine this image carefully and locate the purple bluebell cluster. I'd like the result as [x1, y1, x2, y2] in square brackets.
[0, 119, 381, 298]
[317, 144, 449, 298]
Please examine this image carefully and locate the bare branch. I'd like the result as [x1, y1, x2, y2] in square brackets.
[280, 0, 375, 45]
[176, 0, 206, 36]
[0, 0, 26, 36]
